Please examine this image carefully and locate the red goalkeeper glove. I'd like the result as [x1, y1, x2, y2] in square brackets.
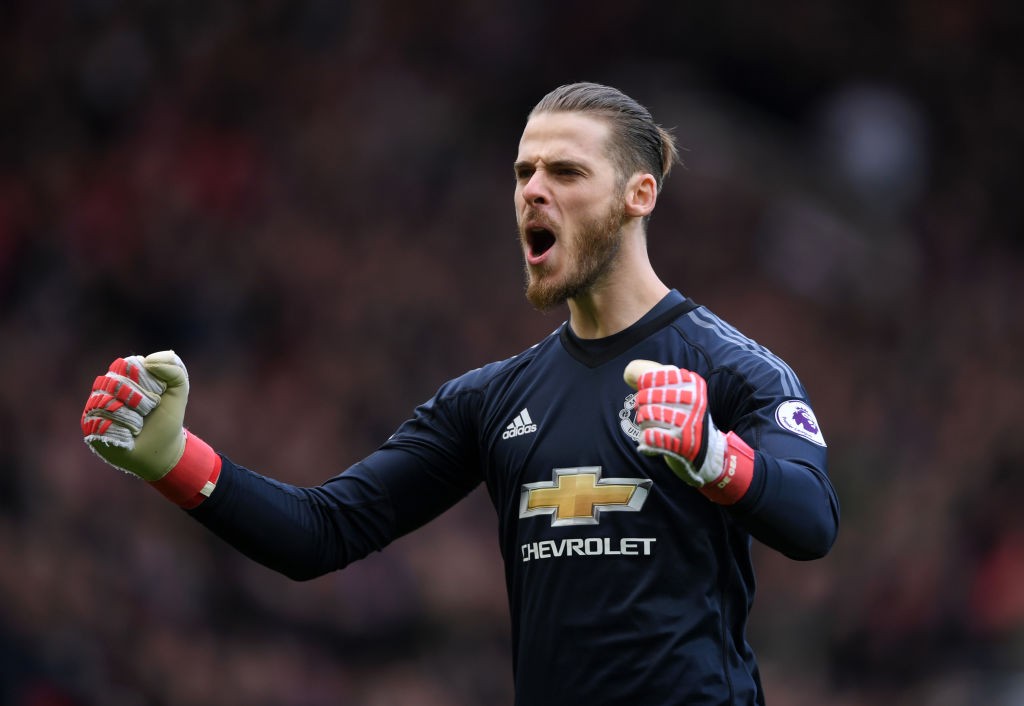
[624, 359, 754, 505]
[81, 351, 220, 508]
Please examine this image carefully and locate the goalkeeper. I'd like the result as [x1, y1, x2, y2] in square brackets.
[81, 82, 839, 706]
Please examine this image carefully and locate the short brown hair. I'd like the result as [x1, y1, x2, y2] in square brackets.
[529, 82, 679, 192]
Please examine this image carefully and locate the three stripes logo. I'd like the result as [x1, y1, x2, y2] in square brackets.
[502, 408, 538, 439]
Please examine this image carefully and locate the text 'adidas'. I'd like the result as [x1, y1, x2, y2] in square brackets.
[503, 408, 538, 439]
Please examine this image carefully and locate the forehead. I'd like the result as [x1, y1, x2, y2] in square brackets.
[517, 111, 613, 165]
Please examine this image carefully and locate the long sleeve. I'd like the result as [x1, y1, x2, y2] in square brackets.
[709, 362, 839, 560]
[187, 448, 479, 580]
[186, 379, 487, 580]
[731, 454, 839, 560]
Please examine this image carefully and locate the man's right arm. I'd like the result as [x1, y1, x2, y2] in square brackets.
[81, 352, 482, 581]
[187, 447, 480, 580]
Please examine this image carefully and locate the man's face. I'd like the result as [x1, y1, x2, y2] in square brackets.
[514, 112, 627, 311]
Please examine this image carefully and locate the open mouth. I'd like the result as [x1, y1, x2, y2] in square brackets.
[527, 227, 556, 259]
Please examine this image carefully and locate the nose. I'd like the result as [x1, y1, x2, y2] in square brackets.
[520, 171, 549, 205]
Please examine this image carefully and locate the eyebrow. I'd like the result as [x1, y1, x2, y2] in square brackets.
[513, 158, 590, 175]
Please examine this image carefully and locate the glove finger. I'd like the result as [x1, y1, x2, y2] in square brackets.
[83, 418, 135, 449]
[637, 365, 684, 390]
[642, 425, 704, 464]
[624, 359, 662, 390]
[636, 386, 696, 406]
[142, 351, 188, 389]
[82, 398, 145, 434]
[81, 355, 164, 437]
[85, 428, 142, 476]
[641, 427, 684, 455]
[637, 441, 666, 457]
[87, 373, 160, 418]
[637, 441, 702, 486]
[635, 403, 690, 430]
[105, 356, 166, 395]
[123, 355, 168, 396]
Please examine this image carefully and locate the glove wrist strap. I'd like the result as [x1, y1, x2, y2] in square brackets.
[699, 432, 755, 505]
[149, 430, 221, 509]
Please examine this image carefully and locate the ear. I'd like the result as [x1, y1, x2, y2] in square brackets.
[623, 172, 658, 218]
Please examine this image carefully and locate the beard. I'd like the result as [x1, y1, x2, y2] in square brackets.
[523, 199, 627, 311]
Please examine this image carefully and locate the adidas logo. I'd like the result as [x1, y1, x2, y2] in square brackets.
[502, 408, 538, 439]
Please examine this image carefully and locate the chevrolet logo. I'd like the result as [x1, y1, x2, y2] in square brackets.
[519, 467, 652, 526]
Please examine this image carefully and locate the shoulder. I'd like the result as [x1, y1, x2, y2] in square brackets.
[387, 328, 563, 448]
[672, 305, 805, 400]
[434, 326, 562, 402]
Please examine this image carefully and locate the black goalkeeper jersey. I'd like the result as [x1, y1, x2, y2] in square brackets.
[191, 289, 839, 705]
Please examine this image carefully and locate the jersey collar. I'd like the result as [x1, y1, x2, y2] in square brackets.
[560, 290, 698, 368]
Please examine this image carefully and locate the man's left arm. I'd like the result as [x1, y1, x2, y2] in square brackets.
[728, 451, 838, 560]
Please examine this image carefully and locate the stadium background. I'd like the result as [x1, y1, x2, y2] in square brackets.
[1, 1, 1022, 704]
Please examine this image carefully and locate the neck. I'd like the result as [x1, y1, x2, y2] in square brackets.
[567, 234, 670, 339]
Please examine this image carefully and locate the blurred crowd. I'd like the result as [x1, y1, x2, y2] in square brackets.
[1, 1, 1023, 704]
